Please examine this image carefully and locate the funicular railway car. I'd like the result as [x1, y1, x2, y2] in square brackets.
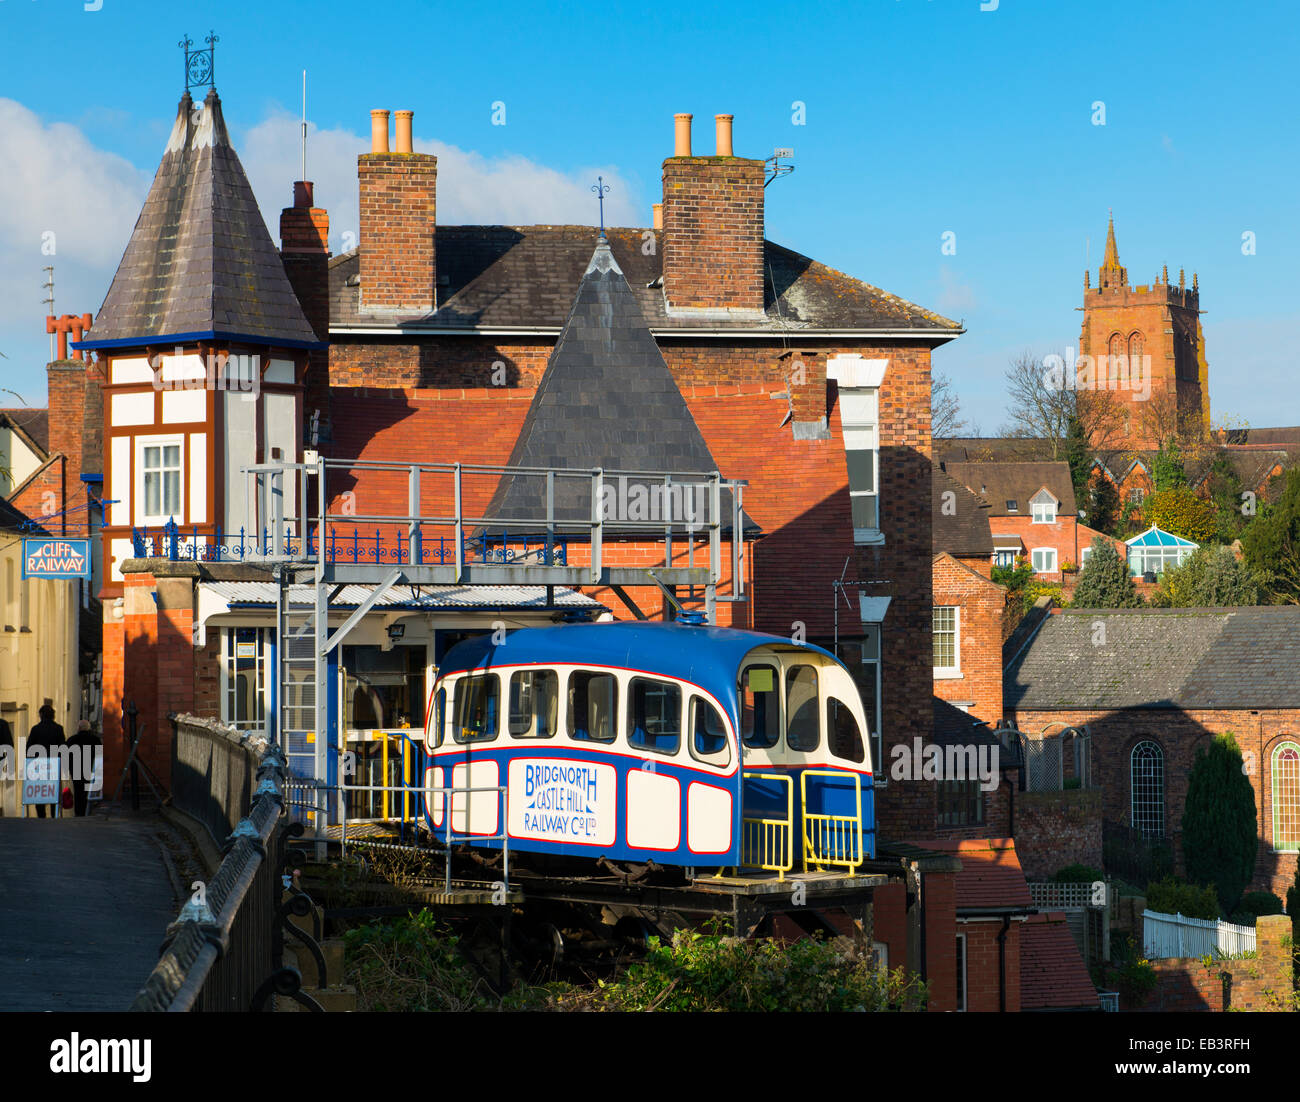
[420, 620, 875, 874]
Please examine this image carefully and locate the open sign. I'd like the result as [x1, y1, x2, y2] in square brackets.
[22, 758, 60, 804]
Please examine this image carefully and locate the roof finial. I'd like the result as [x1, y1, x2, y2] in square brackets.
[1098, 210, 1126, 287]
[180, 30, 218, 93]
[591, 176, 610, 239]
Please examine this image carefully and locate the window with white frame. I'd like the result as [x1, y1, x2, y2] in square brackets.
[1030, 490, 1057, 524]
[840, 389, 880, 543]
[1080, 546, 1092, 568]
[1128, 487, 1146, 505]
[139, 438, 183, 522]
[993, 549, 1016, 569]
[933, 606, 960, 676]
[1031, 548, 1057, 574]
[1131, 740, 1164, 840]
[1272, 741, 1300, 852]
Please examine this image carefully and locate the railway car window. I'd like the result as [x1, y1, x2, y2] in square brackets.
[567, 671, 618, 743]
[740, 665, 780, 749]
[827, 697, 866, 764]
[627, 678, 682, 756]
[428, 688, 446, 747]
[453, 674, 500, 743]
[509, 670, 558, 739]
[690, 697, 731, 766]
[785, 665, 820, 752]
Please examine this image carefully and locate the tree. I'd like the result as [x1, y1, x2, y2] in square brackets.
[1001, 351, 1126, 460]
[1150, 545, 1263, 607]
[931, 372, 967, 442]
[1071, 536, 1143, 608]
[1065, 415, 1091, 505]
[1152, 438, 1186, 491]
[1145, 485, 1216, 543]
[1181, 733, 1257, 916]
[1203, 452, 1247, 543]
[1241, 468, 1300, 604]
[1088, 474, 1120, 537]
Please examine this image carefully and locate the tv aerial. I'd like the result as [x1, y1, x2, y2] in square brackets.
[765, 147, 794, 188]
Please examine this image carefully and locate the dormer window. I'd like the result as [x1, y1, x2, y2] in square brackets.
[1006, 500, 1018, 513]
[1029, 489, 1058, 524]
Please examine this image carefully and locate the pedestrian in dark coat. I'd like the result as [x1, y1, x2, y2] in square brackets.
[65, 720, 102, 817]
[26, 705, 65, 819]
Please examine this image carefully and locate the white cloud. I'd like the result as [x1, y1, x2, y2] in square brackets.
[935, 263, 977, 317]
[0, 98, 150, 398]
[237, 110, 643, 256]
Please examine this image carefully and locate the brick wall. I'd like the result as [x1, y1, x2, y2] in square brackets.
[1008, 705, 1300, 897]
[46, 360, 87, 490]
[1133, 915, 1294, 1012]
[358, 152, 436, 313]
[932, 552, 1005, 727]
[1014, 789, 1104, 879]
[661, 156, 764, 313]
[10, 458, 65, 534]
[923, 868, 958, 1011]
[960, 919, 1022, 1012]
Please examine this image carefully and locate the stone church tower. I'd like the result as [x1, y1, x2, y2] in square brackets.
[1078, 214, 1210, 449]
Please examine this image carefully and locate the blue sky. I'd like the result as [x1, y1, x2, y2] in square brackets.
[1, 0, 1296, 432]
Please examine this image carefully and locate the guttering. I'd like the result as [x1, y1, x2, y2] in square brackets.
[329, 324, 965, 341]
[73, 329, 329, 352]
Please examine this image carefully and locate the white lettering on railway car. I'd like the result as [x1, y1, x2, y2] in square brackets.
[508, 759, 616, 846]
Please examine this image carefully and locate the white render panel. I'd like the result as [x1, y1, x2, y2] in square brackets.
[826, 355, 888, 388]
[109, 437, 130, 526]
[626, 770, 680, 850]
[111, 392, 155, 426]
[109, 537, 134, 582]
[110, 356, 154, 385]
[223, 392, 256, 532]
[162, 388, 206, 424]
[189, 434, 207, 523]
[160, 353, 206, 383]
[263, 393, 298, 517]
[265, 358, 295, 384]
[686, 782, 732, 854]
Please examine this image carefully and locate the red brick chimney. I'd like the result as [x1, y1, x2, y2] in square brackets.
[661, 112, 765, 316]
[280, 180, 330, 340]
[46, 348, 90, 531]
[358, 109, 437, 314]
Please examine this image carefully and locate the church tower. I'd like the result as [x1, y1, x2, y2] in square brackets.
[1078, 214, 1210, 449]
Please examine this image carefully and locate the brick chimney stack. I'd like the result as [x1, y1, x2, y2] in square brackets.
[358, 108, 437, 314]
[279, 180, 331, 341]
[661, 111, 765, 316]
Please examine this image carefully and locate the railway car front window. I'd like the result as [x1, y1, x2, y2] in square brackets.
[785, 665, 820, 752]
[628, 678, 681, 755]
[567, 671, 617, 743]
[453, 674, 500, 743]
[827, 696, 866, 764]
[509, 670, 558, 739]
[741, 665, 780, 749]
[690, 697, 731, 766]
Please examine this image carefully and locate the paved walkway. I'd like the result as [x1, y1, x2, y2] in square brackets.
[0, 811, 178, 1011]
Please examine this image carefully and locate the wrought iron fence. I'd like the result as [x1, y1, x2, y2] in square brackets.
[1102, 819, 1174, 888]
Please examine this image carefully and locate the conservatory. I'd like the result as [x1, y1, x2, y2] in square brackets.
[1125, 526, 1199, 578]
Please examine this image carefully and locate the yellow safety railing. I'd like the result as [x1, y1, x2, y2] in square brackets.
[378, 732, 418, 823]
[737, 772, 795, 879]
[800, 769, 864, 874]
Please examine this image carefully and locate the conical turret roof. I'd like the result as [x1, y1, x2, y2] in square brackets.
[78, 90, 322, 351]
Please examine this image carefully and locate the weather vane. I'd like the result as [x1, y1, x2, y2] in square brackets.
[180, 31, 219, 93]
[591, 176, 610, 236]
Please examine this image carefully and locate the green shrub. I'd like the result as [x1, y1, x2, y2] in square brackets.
[1145, 877, 1221, 921]
[1114, 957, 1158, 1007]
[1053, 863, 1104, 884]
[1237, 891, 1285, 919]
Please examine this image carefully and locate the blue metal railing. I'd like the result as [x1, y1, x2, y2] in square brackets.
[131, 519, 568, 567]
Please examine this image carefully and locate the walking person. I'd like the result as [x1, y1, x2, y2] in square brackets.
[0, 716, 13, 816]
[65, 720, 102, 817]
[26, 705, 65, 819]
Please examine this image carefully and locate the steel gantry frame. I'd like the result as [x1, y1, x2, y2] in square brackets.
[239, 457, 749, 812]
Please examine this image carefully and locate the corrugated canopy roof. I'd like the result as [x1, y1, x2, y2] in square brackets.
[202, 581, 604, 611]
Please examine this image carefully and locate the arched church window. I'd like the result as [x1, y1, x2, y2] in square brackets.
[1131, 740, 1164, 839]
[1128, 332, 1144, 361]
[1272, 742, 1300, 852]
[1109, 333, 1124, 360]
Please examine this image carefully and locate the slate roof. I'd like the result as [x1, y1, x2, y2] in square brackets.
[1020, 913, 1100, 1011]
[1005, 606, 1300, 710]
[328, 228, 962, 336]
[0, 409, 49, 457]
[944, 461, 1077, 518]
[937, 437, 1055, 464]
[483, 237, 751, 531]
[932, 467, 993, 556]
[77, 90, 321, 352]
[0, 495, 46, 534]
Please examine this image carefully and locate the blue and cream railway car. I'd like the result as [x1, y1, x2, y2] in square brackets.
[421, 620, 875, 872]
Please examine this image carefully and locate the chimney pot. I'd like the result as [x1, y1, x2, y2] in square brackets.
[652, 203, 663, 230]
[715, 114, 734, 157]
[673, 113, 693, 157]
[370, 109, 391, 153]
[395, 110, 414, 154]
[293, 180, 314, 208]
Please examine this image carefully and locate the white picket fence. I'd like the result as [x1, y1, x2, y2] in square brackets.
[1142, 908, 1256, 959]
